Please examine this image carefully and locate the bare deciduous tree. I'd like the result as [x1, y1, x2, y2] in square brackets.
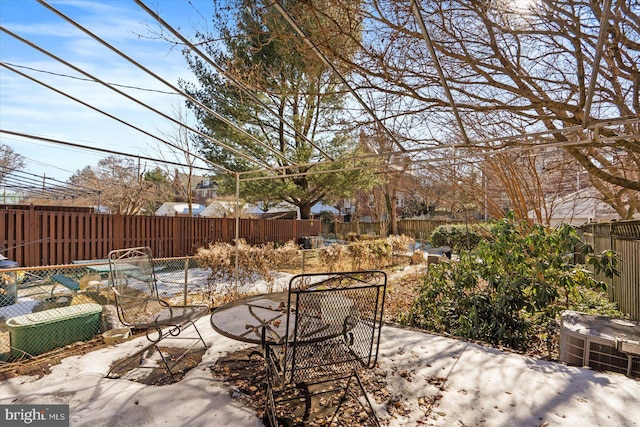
[0, 144, 26, 183]
[68, 156, 172, 215]
[312, 0, 639, 217]
[155, 105, 203, 216]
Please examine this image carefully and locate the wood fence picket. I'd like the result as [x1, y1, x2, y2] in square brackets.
[1, 206, 320, 267]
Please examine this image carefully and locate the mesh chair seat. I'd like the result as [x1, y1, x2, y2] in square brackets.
[113, 290, 208, 329]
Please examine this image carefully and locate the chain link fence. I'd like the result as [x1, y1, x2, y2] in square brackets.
[0, 256, 209, 365]
[0, 241, 410, 368]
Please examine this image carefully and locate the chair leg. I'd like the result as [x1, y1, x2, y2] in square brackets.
[154, 344, 178, 381]
[264, 386, 277, 427]
[106, 322, 207, 381]
[328, 371, 380, 427]
[154, 322, 208, 379]
[191, 321, 208, 351]
[353, 371, 380, 427]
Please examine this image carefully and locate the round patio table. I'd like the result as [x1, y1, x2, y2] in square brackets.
[210, 292, 290, 344]
[210, 289, 355, 345]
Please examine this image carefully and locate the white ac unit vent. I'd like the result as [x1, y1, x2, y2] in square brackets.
[560, 310, 640, 379]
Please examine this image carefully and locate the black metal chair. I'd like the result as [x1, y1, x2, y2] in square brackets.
[262, 270, 386, 426]
[105, 247, 209, 381]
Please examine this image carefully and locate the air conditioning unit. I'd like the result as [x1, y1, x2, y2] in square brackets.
[560, 310, 640, 379]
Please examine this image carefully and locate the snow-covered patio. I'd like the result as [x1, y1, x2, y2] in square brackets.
[1, 312, 638, 427]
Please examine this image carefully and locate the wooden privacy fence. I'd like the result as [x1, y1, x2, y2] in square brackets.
[1, 206, 320, 267]
[335, 219, 452, 240]
[580, 221, 640, 321]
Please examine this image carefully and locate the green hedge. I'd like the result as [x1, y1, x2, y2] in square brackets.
[430, 224, 484, 251]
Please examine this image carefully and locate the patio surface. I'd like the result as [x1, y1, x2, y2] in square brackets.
[0, 314, 638, 427]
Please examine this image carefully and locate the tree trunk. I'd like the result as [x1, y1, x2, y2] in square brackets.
[299, 202, 312, 220]
[385, 181, 399, 236]
[391, 196, 398, 235]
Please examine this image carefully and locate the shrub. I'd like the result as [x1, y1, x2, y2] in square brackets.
[319, 244, 349, 271]
[319, 235, 416, 271]
[347, 240, 374, 270]
[196, 239, 298, 295]
[405, 214, 620, 352]
[387, 234, 415, 255]
[430, 224, 484, 251]
[344, 232, 360, 242]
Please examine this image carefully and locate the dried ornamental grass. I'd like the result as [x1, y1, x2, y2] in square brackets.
[319, 244, 349, 271]
[196, 239, 301, 295]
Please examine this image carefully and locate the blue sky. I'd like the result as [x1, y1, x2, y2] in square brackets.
[0, 0, 216, 181]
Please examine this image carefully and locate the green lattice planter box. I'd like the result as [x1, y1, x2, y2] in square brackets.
[7, 303, 102, 358]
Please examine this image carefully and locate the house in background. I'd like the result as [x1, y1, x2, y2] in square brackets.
[528, 187, 631, 227]
[259, 201, 341, 220]
[155, 202, 206, 217]
[193, 178, 217, 203]
[199, 200, 264, 218]
[155, 199, 344, 220]
[261, 202, 300, 219]
[310, 202, 340, 218]
[171, 171, 218, 204]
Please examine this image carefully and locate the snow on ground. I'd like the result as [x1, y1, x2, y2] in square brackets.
[2, 317, 639, 426]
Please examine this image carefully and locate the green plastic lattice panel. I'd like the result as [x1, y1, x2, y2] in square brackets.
[7, 303, 102, 358]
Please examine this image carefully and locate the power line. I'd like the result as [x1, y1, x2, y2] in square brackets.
[0, 130, 219, 173]
[37, 0, 297, 168]
[2, 1, 637, 193]
[0, 25, 269, 170]
[1, 61, 177, 95]
[239, 129, 639, 179]
[1, 165, 99, 193]
[270, 0, 408, 154]
[1, 180, 79, 199]
[134, 0, 335, 162]
[22, 155, 77, 175]
[0, 61, 231, 175]
[0, 167, 100, 199]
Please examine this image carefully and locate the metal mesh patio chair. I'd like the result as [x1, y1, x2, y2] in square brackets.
[261, 270, 386, 426]
[105, 247, 209, 381]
